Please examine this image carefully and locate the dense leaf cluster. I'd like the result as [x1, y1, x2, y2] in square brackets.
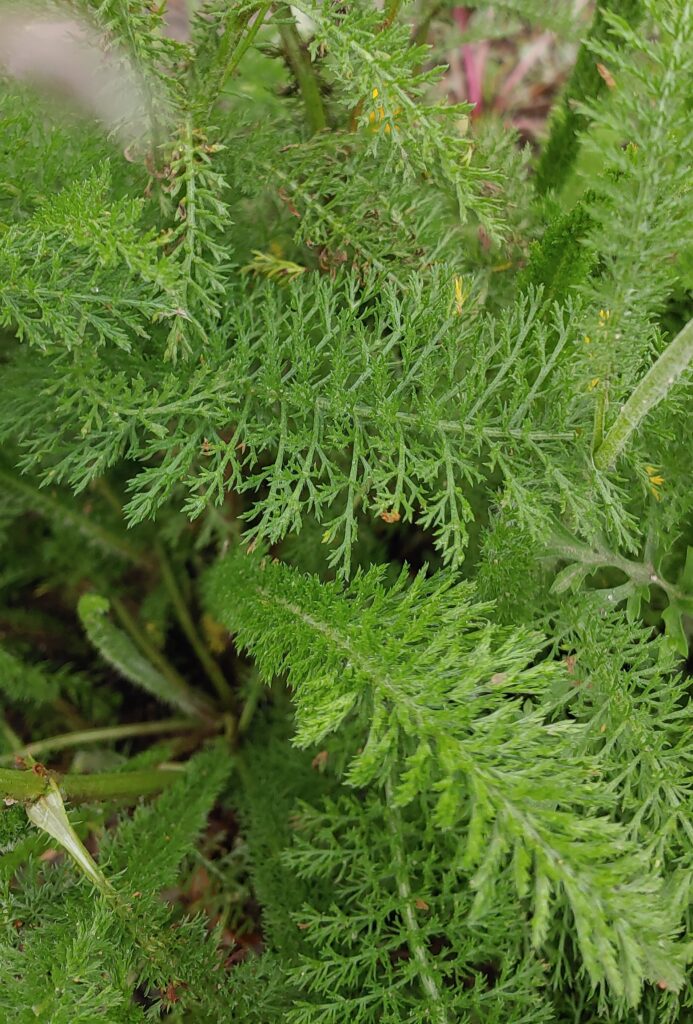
[0, 0, 691, 1020]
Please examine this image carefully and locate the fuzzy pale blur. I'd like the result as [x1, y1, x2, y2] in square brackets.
[0, 7, 152, 142]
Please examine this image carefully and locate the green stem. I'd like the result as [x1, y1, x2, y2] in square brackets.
[276, 4, 327, 134]
[0, 467, 151, 569]
[548, 530, 687, 603]
[156, 546, 235, 708]
[594, 315, 693, 470]
[0, 714, 23, 752]
[92, 476, 127, 518]
[110, 596, 205, 709]
[181, 116, 197, 286]
[53, 697, 90, 731]
[0, 765, 181, 803]
[213, 1, 273, 101]
[381, 0, 404, 29]
[0, 717, 199, 765]
[165, 119, 202, 361]
[591, 384, 607, 453]
[237, 673, 265, 736]
[385, 775, 448, 1024]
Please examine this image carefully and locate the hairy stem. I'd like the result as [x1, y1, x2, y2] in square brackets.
[156, 545, 235, 708]
[0, 765, 181, 803]
[276, 4, 327, 134]
[591, 384, 607, 453]
[594, 315, 693, 470]
[165, 118, 207, 361]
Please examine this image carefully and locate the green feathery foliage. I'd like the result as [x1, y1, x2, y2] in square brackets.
[0, 745, 232, 1021]
[0, 0, 691, 1019]
[535, 0, 644, 195]
[204, 550, 686, 1007]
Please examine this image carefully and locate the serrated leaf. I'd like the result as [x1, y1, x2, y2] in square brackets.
[293, 686, 357, 748]
[662, 604, 688, 658]
[551, 562, 591, 595]
[77, 594, 215, 720]
[530, 870, 552, 948]
[512, 840, 532, 900]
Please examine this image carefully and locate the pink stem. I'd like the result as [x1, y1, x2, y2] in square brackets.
[452, 7, 487, 116]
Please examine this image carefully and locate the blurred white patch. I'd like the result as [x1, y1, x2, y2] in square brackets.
[0, 8, 151, 143]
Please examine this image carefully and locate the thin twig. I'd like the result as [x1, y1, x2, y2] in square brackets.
[0, 717, 201, 765]
[110, 595, 204, 709]
[156, 545, 235, 708]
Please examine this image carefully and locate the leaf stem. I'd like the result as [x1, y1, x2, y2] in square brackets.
[411, 1, 443, 51]
[0, 765, 181, 803]
[382, 0, 404, 30]
[591, 384, 607, 453]
[213, 1, 273, 101]
[0, 717, 199, 765]
[110, 596, 206, 710]
[91, 476, 128, 518]
[276, 4, 327, 134]
[594, 315, 693, 470]
[237, 672, 265, 736]
[156, 545, 235, 708]
[0, 715, 23, 752]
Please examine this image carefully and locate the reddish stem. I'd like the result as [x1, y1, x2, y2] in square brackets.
[452, 7, 487, 117]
